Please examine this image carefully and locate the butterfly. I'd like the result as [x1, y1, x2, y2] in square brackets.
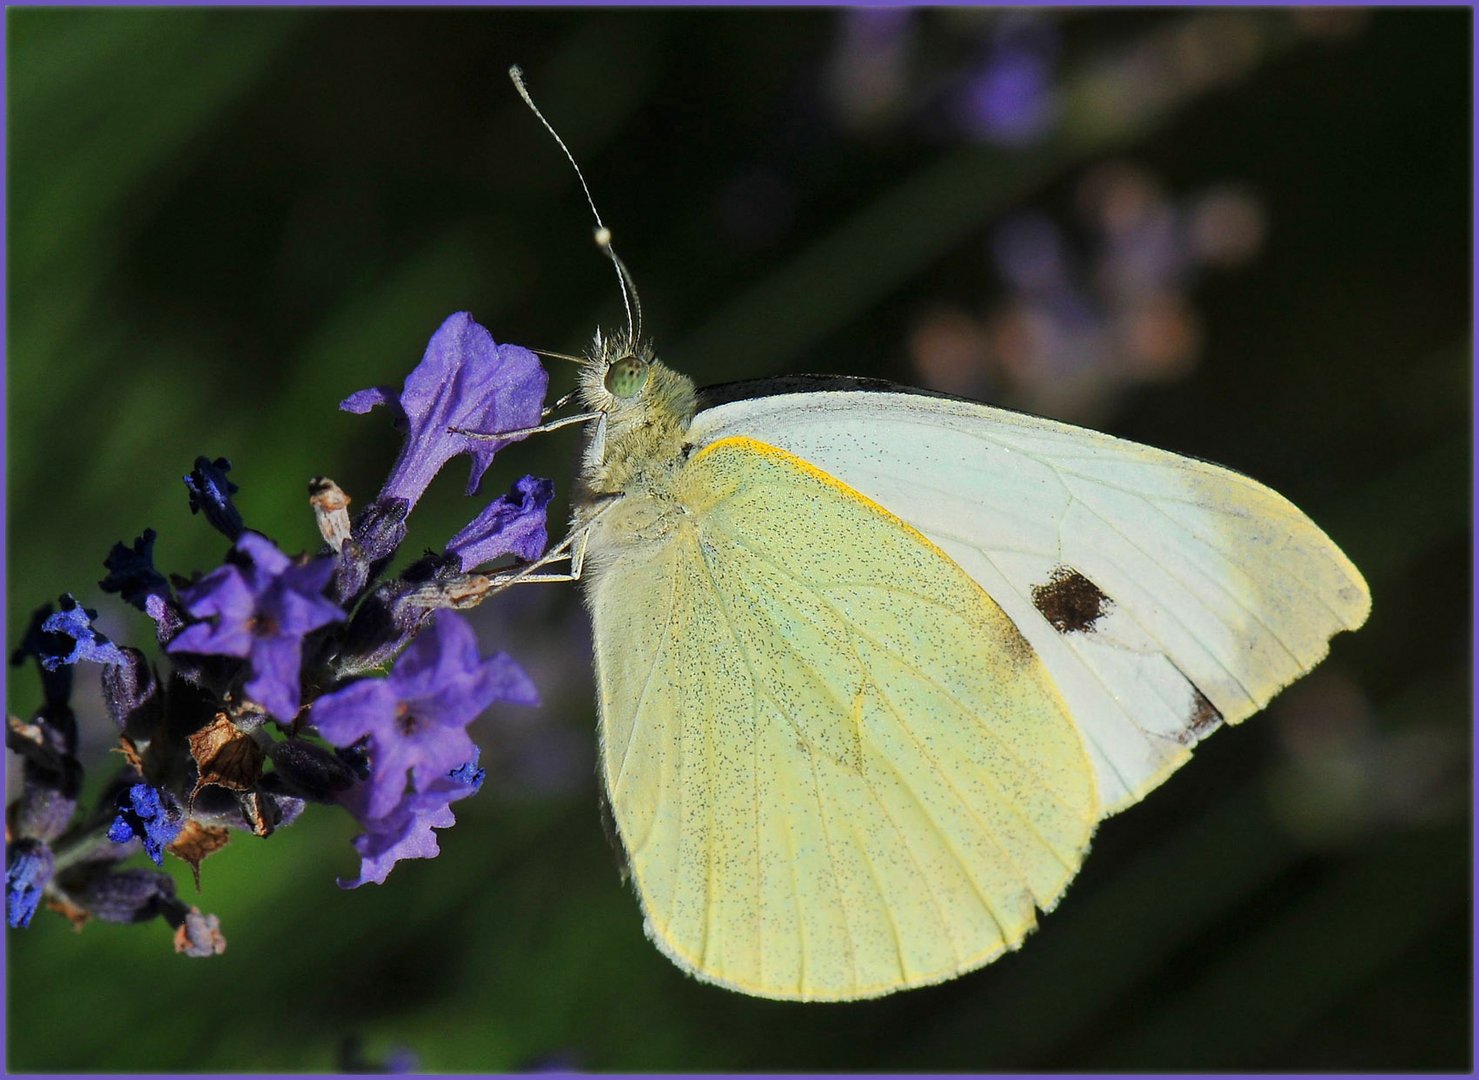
[488, 67, 1370, 1002]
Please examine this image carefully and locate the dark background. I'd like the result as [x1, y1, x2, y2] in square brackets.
[5, 8, 1471, 1072]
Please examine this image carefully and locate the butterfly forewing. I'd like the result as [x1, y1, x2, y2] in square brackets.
[687, 389, 1371, 815]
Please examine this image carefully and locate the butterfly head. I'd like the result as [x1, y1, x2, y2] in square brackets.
[579, 329, 670, 417]
[576, 327, 697, 482]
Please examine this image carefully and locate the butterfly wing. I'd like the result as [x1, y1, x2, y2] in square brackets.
[585, 435, 1099, 1001]
[688, 383, 1371, 815]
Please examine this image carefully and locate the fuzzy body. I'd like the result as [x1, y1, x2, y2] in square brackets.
[574, 333, 698, 581]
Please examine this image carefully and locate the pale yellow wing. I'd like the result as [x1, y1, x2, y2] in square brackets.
[688, 389, 1371, 815]
[586, 436, 1099, 1001]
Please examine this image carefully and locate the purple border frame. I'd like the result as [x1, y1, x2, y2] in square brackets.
[1, 3, 1474, 1078]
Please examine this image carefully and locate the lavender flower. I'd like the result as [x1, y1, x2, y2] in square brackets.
[337, 752, 486, 888]
[313, 610, 536, 820]
[38, 595, 127, 671]
[340, 312, 547, 512]
[168, 532, 345, 721]
[447, 475, 553, 570]
[958, 16, 1059, 145]
[107, 784, 185, 866]
[6, 842, 54, 928]
[9, 310, 550, 957]
[184, 456, 245, 540]
[99, 529, 179, 636]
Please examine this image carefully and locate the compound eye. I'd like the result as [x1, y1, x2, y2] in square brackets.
[603, 355, 648, 399]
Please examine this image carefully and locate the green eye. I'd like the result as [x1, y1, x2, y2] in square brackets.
[604, 356, 648, 399]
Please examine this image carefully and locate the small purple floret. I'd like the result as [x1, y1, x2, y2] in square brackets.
[99, 529, 174, 620]
[168, 532, 345, 721]
[6, 841, 54, 928]
[447, 475, 554, 570]
[39, 595, 127, 671]
[184, 456, 245, 540]
[107, 783, 185, 866]
[340, 312, 548, 512]
[313, 610, 535, 820]
[336, 750, 487, 888]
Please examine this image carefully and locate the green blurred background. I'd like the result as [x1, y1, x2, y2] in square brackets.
[5, 8, 1471, 1072]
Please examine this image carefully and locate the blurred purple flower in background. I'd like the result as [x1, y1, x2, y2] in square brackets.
[909, 160, 1268, 423]
[825, 7, 913, 132]
[957, 14, 1059, 145]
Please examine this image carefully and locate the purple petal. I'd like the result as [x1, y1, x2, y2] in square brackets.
[280, 553, 338, 598]
[99, 530, 172, 617]
[447, 475, 555, 570]
[312, 677, 397, 749]
[168, 566, 256, 658]
[6, 842, 53, 928]
[382, 609, 482, 702]
[183, 456, 244, 540]
[265, 579, 345, 640]
[337, 797, 456, 888]
[243, 634, 307, 720]
[39, 595, 127, 671]
[346, 313, 548, 511]
[235, 531, 292, 580]
[336, 752, 486, 888]
[339, 385, 402, 420]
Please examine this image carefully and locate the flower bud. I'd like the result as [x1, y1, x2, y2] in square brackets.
[63, 865, 174, 924]
[265, 738, 358, 802]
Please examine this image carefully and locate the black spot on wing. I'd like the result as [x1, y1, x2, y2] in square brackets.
[1031, 566, 1112, 634]
[1188, 686, 1223, 739]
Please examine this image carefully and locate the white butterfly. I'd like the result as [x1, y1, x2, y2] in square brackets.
[483, 67, 1370, 1002]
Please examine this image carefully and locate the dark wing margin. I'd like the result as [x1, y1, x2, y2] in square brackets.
[695, 375, 961, 413]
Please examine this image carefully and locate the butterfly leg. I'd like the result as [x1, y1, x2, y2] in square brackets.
[490, 528, 590, 586]
[451, 410, 601, 442]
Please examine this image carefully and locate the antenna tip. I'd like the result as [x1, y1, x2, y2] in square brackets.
[594, 225, 613, 248]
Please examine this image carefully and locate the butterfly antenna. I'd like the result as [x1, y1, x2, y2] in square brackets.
[509, 64, 642, 347]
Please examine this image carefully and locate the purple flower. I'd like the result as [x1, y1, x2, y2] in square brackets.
[10, 604, 75, 708]
[447, 475, 554, 571]
[341, 312, 548, 512]
[99, 529, 178, 635]
[107, 784, 185, 866]
[184, 456, 244, 540]
[991, 213, 1071, 293]
[6, 841, 54, 928]
[313, 610, 536, 820]
[39, 594, 127, 671]
[168, 532, 345, 721]
[336, 751, 486, 888]
[959, 17, 1058, 145]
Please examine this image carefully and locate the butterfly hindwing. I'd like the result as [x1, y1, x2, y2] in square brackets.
[587, 435, 1099, 1001]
